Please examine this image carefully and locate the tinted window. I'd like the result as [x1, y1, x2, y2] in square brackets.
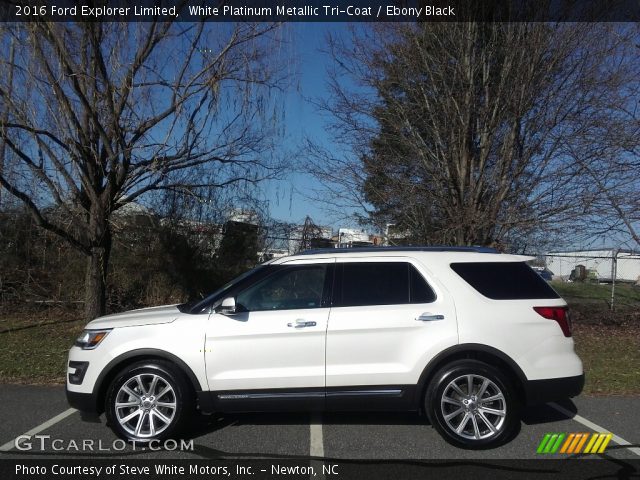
[410, 265, 437, 303]
[450, 262, 560, 300]
[236, 265, 327, 311]
[336, 262, 435, 307]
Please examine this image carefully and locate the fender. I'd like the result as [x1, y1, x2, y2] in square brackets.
[92, 348, 207, 413]
[415, 343, 528, 407]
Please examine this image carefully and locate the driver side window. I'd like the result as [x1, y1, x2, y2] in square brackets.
[236, 265, 328, 312]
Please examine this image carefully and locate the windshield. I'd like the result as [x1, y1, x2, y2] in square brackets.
[178, 265, 267, 314]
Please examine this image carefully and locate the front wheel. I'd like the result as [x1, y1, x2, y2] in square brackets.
[105, 360, 192, 442]
[426, 360, 519, 449]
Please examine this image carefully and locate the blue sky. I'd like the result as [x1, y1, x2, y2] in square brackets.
[261, 23, 355, 228]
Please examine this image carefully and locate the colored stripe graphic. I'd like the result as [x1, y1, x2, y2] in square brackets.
[585, 433, 613, 454]
[544, 434, 559, 453]
[597, 434, 613, 453]
[584, 433, 599, 453]
[537, 433, 552, 453]
[567, 433, 587, 454]
[537, 433, 566, 454]
[567, 433, 582, 453]
[573, 433, 589, 453]
[550, 433, 566, 453]
[537, 433, 612, 454]
[560, 433, 575, 453]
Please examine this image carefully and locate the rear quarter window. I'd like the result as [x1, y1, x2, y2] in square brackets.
[450, 262, 560, 300]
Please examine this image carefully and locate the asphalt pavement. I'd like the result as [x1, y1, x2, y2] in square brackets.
[0, 385, 638, 461]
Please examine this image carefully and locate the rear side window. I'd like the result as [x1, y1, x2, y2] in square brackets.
[336, 262, 436, 307]
[450, 262, 559, 300]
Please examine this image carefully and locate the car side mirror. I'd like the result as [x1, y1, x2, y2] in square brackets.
[218, 297, 236, 315]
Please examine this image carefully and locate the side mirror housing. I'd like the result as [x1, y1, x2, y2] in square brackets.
[218, 297, 236, 315]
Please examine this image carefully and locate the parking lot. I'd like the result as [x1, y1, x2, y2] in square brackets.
[0, 385, 638, 462]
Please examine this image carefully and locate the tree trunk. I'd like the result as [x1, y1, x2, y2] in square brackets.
[84, 228, 111, 321]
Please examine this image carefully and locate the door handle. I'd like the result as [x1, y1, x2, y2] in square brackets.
[287, 319, 317, 328]
[416, 313, 445, 322]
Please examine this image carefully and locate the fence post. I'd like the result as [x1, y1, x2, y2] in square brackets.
[610, 249, 618, 312]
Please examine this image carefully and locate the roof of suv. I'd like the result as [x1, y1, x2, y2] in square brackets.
[300, 246, 498, 255]
[272, 246, 533, 265]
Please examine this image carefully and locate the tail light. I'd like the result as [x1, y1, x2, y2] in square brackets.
[533, 306, 571, 337]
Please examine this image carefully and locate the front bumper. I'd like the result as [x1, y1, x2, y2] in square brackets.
[67, 361, 89, 385]
[66, 387, 100, 414]
[524, 373, 585, 405]
[66, 359, 100, 414]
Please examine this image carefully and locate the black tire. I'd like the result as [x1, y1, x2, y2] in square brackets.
[105, 360, 193, 442]
[426, 359, 519, 449]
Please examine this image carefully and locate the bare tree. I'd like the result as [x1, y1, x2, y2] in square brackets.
[0, 36, 14, 208]
[570, 28, 640, 250]
[572, 152, 640, 249]
[305, 23, 636, 249]
[0, 20, 288, 319]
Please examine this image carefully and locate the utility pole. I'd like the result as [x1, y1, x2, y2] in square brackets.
[610, 249, 618, 311]
[298, 216, 322, 253]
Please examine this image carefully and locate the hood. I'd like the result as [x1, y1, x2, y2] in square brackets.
[86, 304, 180, 329]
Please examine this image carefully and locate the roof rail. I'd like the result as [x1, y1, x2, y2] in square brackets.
[299, 246, 498, 255]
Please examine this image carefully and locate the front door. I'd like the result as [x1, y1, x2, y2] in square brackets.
[205, 259, 334, 411]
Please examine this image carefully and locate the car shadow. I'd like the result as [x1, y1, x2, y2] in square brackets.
[520, 399, 578, 425]
[184, 410, 431, 439]
[182, 400, 578, 448]
[186, 398, 579, 438]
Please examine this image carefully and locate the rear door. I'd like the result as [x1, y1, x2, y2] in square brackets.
[325, 257, 457, 409]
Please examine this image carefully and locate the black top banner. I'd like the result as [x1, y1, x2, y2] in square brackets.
[1, 0, 640, 22]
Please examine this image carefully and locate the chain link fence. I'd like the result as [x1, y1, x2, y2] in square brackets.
[542, 249, 640, 311]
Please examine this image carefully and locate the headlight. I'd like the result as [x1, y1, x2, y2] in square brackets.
[74, 329, 111, 349]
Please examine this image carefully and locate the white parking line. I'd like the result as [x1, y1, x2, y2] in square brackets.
[0, 408, 77, 452]
[550, 402, 640, 457]
[309, 412, 325, 479]
[309, 412, 324, 457]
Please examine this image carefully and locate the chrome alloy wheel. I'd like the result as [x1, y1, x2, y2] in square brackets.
[114, 373, 177, 438]
[440, 374, 506, 440]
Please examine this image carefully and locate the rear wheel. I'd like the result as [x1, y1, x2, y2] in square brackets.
[426, 360, 519, 449]
[105, 361, 192, 442]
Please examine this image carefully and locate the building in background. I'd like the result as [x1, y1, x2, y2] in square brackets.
[336, 228, 373, 248]
[544, 248, 640, 283]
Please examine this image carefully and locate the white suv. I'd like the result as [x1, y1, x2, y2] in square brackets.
[66, 247, 583, 449]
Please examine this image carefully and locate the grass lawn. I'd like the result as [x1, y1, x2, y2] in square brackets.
[552, 281, 640, 393]
[573, 323, 640, 395]
[0, 310, 84, 384]
[551, 281, 640, 307]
